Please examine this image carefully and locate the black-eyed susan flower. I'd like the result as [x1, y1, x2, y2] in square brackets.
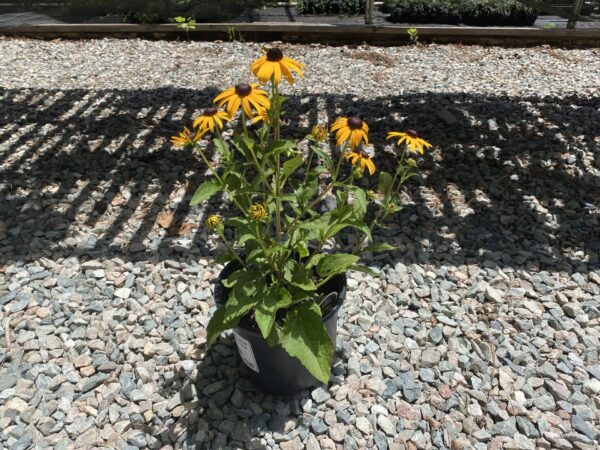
[251, 48, 305, 85]
[193, 106, 231, 133]
[250, 108, 270, 125]
[330, 117, 369, 149]
[170, 126, 203, 148]
[346, 150, 376, 176]
[310, 124, 327, 142]
[387, 130, 432, 155]
[213, 83, 270, 118]
[205, 214, 222, 230]
[248, 203, 267, 221]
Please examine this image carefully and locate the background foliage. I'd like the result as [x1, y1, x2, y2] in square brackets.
[295, 0, 365, 15]
[14, 0, 267, 23]
[384, 0, 538, 25]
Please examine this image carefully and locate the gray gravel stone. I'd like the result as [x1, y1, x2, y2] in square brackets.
[1, 38, 599, 450]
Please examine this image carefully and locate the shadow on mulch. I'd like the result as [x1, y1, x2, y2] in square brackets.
[0, 86, 598, 273]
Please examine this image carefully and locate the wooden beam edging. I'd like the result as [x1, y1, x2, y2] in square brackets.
[1, 23, 600, 47]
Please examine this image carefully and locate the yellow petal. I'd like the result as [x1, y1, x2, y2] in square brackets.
[228, 96, 241, 116]
[213, 87, 235, 103]
[257, 62, 273, 82]
[273, 63, 282, 85]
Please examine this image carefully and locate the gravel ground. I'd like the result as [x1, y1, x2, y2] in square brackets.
[1, 39, 599, 450]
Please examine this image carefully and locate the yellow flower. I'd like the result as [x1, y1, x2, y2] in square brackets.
[330, 117, 369, 149]
[345, 150, 376, 176]
[248, 203, 267, 221]
[205, 214, 222, 230]
[250, 108, 270, 125]
[310, 124, 327, 142]
[170, 126, 203, 148]
[193, 106, 231, 133]
[213, 83, 270, 118]
[251, 48, 305, 85]
[387, 130, 432, 155]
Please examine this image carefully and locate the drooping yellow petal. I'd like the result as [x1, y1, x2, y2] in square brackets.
[280, 62, 294, 83]
[241, 97, 252, 117]
[330, 118, 347, 132]
[365, 158, 376, 175]
[273, 63, 282, 85]
[336, 128, 351, 146]
[213, 87, 235, 104]
[227, 96, 241, 116]
[251, 55, 267, 74]
[257, 61, 274, 83]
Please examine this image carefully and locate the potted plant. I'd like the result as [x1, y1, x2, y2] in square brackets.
[170, 48, 432, 395]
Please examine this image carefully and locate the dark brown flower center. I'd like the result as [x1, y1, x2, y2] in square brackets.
[203, 106, 218, 116]
[235, 83, 252, 96]
[406, 130, 419, 138]
[360, 152, 370, 159]
[348, 116, 363, 130]
[266, 48, 284, 62]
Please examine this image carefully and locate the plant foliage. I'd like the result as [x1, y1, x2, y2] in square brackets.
[384, 0, 537, 26]
[172, 48, 430, 383]
[296, 0, 365, 16]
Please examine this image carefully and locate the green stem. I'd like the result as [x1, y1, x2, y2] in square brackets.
[195, 145, 246, 214]
[256, 222, 281, 278]
[271, 79, 282, 241]
[218, 229, 246, 267]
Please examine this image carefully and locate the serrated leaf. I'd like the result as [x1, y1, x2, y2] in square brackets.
[362, 242, 396, 253]
[316, 253, 360, 278]
[265, 325, 280, 347]
[206, 306, 239, 347]
[310, 146, 333, 170]
[349, 187, 367, 219]
[280, 304, 333, 384]
[190, 181, 221, 206]
[282, 155, 304, 180]
[349, 264, 381, 277]
[255, 286, 292, 338]
[378, 171, 393, 197]
[213, 138, 231, 159]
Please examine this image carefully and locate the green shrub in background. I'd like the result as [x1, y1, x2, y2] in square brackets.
[460, 0, 537, 26]
[384, 0, 537, 26]
[56, 0, 266, 23]
[296, 0, 364, 16]
[384, 0, 461, 24]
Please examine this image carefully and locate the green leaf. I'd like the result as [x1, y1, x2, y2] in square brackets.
[316, 253, 360, 278]
[206, 305, 239, 347]
[225, 287, 259, 319]
[190, 181, 221, 206]
[362, 242, 396, 253]
[268, 140, 296, 156]
[349, 187, 367, 219]
[255, 286, 292, 338]
[213, 138, 231, 159]
[296, 240, 309, 258]
[282, 155, 304, 180]
[310, 146, 333, 171]
[378, 171, 393, 197]
[215, 253, 231, 264]
[280, 304, 333, 384]
[265, 325, 281, 347]
[284, 261, 317, 291]
[349, 264, 381, 277]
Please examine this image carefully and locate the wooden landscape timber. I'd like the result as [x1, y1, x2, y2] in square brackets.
[1, 23, 599, 47]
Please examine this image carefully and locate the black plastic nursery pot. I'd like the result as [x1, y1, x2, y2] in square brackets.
[214, 261, 347, 396]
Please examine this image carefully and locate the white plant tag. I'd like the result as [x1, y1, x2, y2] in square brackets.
[233, 331, 259, 373]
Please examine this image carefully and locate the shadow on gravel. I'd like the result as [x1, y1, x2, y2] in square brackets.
[0, 87, 598, 272]
[148, 334, 344, 448]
